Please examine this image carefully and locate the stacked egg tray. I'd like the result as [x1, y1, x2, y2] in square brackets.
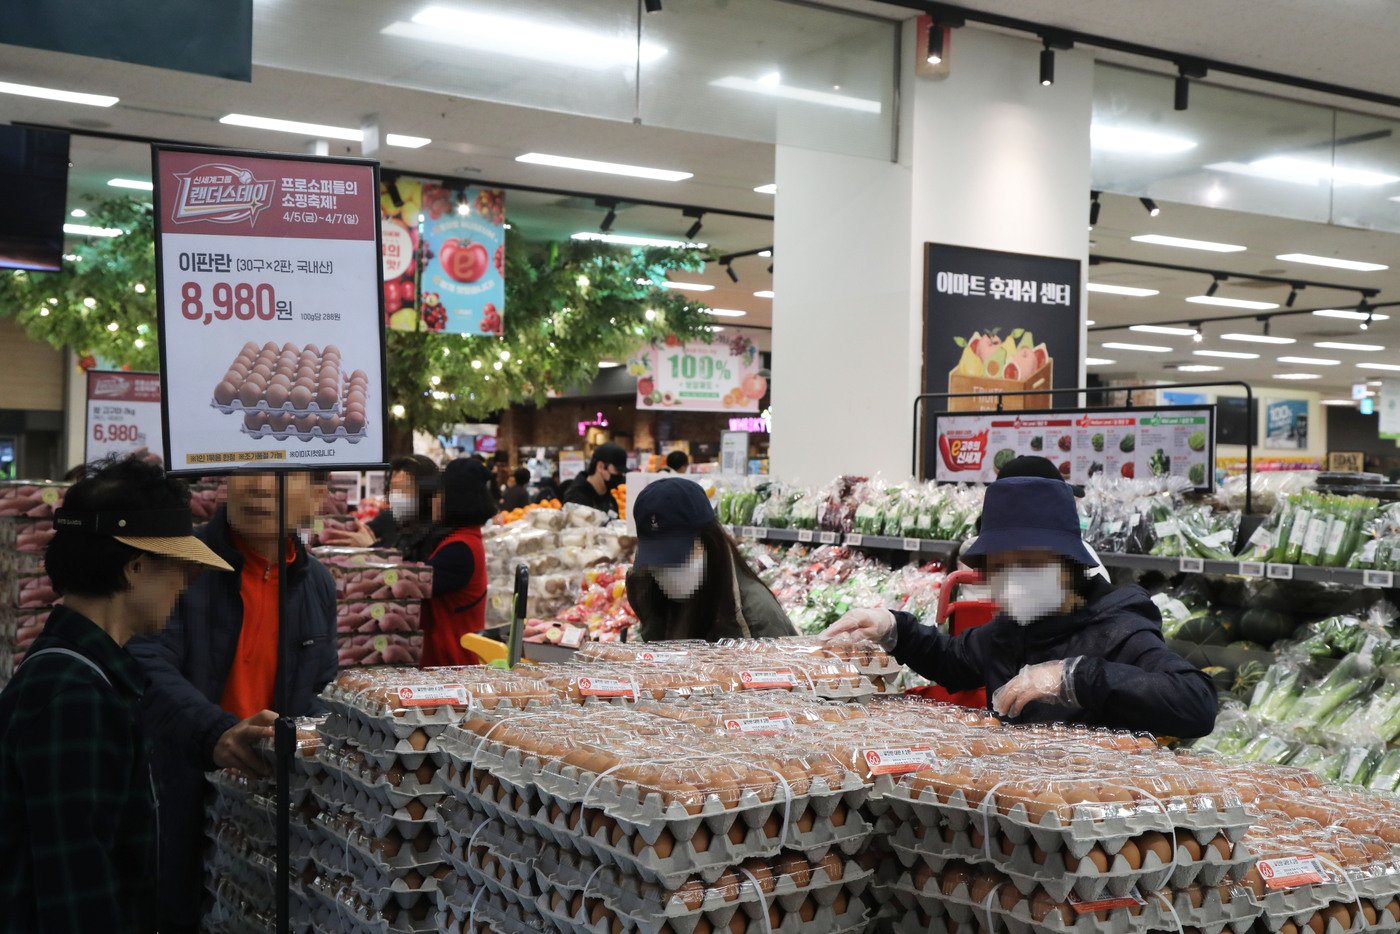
[201, 718, 324, 934]
[209, 341, 372, 443]
[0, 481, 66, 686]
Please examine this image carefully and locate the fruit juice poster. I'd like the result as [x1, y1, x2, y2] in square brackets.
[627, 333, 764, 413]
[419, 184, 505, 335]
[921, 243, 1080, 479]
[379, 177, 421, 331]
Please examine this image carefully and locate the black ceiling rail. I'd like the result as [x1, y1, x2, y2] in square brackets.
[12, 121, 775, 225]
[1087, 299, 1400, 332]
[890, 1, 1400, 114]
[1090, 254, 1381, 298]
[912, 380, 1257, 512]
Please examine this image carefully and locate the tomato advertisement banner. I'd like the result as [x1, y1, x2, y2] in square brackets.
[922, 243, 1081, 479]
[85, 370, 164, 464]
[418, 183, 505, 335]
[627, 334, 765, 413]
[931, 405, 1216, 490]
[152, 145, 388, 473]
[379, 176, 422, 332]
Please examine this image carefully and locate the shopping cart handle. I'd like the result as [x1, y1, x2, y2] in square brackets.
[936, 568, 984, 625]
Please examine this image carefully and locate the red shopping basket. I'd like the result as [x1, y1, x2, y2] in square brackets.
[905, 568, 996, 709]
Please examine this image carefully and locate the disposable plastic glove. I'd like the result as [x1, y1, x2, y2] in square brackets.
[821, 607, 897, 650]
[992, 658, 1083, 718]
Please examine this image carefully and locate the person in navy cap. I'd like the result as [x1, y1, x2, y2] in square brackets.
[627, 477, 795, 642]
[824, 475, 1217, 738]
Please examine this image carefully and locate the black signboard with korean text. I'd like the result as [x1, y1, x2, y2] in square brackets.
[921, 243, 1081, 478]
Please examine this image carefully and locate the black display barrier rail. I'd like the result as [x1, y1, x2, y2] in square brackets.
[911, 381, 1257, 513]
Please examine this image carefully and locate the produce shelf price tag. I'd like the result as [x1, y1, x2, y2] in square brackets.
[863, 746, 937, 776]
[1267, 563, 1295, 580]
[152, 145, 387, 473]
[85, 370, 164, 464]
[396, 684, 468, 708]
[576, 676, 637, 699]
[738, 669, 798, 690]
[1257, 855, 1327, 890]
[797, 530, 815, 543]
[846, 533, 864, 547]
[725, 715, 794, 736]
[1239, 562, 1265, 579]
[1364, 569, 1395, 589]
[1179, 557, 1204, 574]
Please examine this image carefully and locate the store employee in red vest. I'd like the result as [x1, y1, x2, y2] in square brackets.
[420, 458, 499, 666]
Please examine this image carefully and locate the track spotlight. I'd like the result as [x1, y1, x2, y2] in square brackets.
[926, 22, 945, 65]
[682, 208, 704, 240]
[1361, 300, 1374, 330]
[1285, 284, 1302, 308]
[644, 0, 662, 11]
[1089, 191, 1101, 229]
[600, 206, 617, 232]
[1175, 62, 1207, 112]
[1206, 275, 1223, 297]
[768, 264, 773, 274]
[1039, 46, 1055, 86]
[1192, 322, 1203, 343]
[1260, 316, 1272, 337]
[1140, 197, 1160, 218]
[725, 262, 739, 283]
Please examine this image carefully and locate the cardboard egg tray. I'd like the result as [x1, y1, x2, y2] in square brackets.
[1163, 884, 1265, 934]
[239, 422, 370, 444]
[531, 827, 873, 934]
[309, 774, 438, 843]
[889, 868, 1179, 934]
[886, 822, 1172, 904]
[891, 782, 1180, 859]
[315, 744, 446, 811]
[308, 809, 444, 877]
[1253, 900, 1379, 934]
[888, 818, 1254, 904]
[451, 822, 546, 914]
[307, 830, 440, 914]
[1249, 881, 1400, 931]
[440, 885, 544, 934]
[214, 394, 348, 418]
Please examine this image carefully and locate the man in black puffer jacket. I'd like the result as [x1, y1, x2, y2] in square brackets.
[823, 475, 1217, 739]
[128, 472, 336, 932]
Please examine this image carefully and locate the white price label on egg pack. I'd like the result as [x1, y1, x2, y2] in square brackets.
[724, 715, 795, 736]
[575, 676, 637, 699]
[863, 746, 937, 776]
[738, 670, 798, 690]
[396, 684, 468, 708]
[1257, 855, 1327, 890]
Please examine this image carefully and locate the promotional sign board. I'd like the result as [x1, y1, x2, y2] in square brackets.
[931, 405, 1216, 490]
[721, 431, 749, 475]
[85, 370, 164, 464]
[1326, 452, 1365, 473]
[419, 183, 505, 335]
[152, 145, 388, 474]
[1264, 399, 1309, 450]
[628, 334, 765, 413]
[1381, 381, 1400, 439]
[379, 177, 422, 332]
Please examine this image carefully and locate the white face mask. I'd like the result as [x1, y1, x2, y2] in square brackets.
[988, 564, 1065, 625]
[388, 491, 417, 522]
[654, 551, 706, 601]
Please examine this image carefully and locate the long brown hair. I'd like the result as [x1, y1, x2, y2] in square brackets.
[653, 520, 777, 637]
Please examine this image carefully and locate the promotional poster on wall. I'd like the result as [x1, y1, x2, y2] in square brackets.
[1264, 399, 1309, 450]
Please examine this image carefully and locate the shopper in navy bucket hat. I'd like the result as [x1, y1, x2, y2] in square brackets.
[823, 474, 1217, 738]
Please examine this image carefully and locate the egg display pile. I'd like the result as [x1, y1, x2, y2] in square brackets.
[314, 548, 435, 668]
[210, 341, 371, 443]
[199, 634, 1400, 933]
[0, 480, 68, 686]
[201, 718, 325, 930]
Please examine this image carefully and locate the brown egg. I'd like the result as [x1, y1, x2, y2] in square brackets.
[289, 385, 313, 409]
[1180, 835, 1204, 861]
[348, 389, 366, 405]
[320, 415, 343, 435]
[346, 402, 365, 418]
[244, 370, 267, 389]
[797, 897, 816, 923]
[214, 381, 238, 405]
[1000, 885, 1023, 912]
[240, 341, 260, 356]
[911, 863, 933, 892]
[271, 366, 293, 382]
[726, 822, 746, 846]
[251, 363, 274, 380]
[674, 880, 704, 910]
[386, 764, 406, 786]
[238, 382, 263, 407]
[1207, 834, 1232, 861]
[281, 341, 298, 355]
[265, 383, 290, 408]
[244, 412, 266, 431]
[407, 729, 429, 751]
[690, 825, 711, 853]
[268, 413, 292, 432]
[775, 852, 809, 887]
[1118, 839, 1143, 870]
[742, 858, 774, 894]
[941, 865, 971, 897]
[302, 343, 320, 356]
[261, 341, 279, 354]
[1137, 832, 1173, 868]
[294, 414, 317, 433]
[405, 799, 426, 820]
[323, 344, 340, 357]
[297, 366, 317, 382]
